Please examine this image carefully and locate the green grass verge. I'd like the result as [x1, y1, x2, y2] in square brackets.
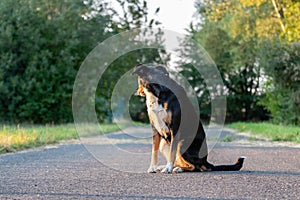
[227, 122, 300, 143]
[0, 123, 121, 154]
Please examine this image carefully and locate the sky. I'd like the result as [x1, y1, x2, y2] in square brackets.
[107, 0, 198, 66]
[146, 0, 197, 34]
[108, 0, 197, 34]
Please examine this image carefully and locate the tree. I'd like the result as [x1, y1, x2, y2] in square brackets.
[179, 0, 271, 122]
[0, 0, 160, 123]
[189, 0, 300, 124]
[93, 1, 165, 123]
[0, 0, 166, 123]
[259, 40, 300, 125]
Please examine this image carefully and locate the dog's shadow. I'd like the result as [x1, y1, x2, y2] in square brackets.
[197, 170, 300, 176]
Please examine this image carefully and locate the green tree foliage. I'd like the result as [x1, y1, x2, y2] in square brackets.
[178, 63, 211, 123]
[198, 0, 300, 41]
[182, 0, 269, 122]
[0, 0, 115, 123]
[259, 41, 300, 125]
[184, 0, 300, 124]
[92, 1, 165, 123]
[95, 47, 166, 123]
[0, 0, 161, 123]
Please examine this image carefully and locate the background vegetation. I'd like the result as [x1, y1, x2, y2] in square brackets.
[228, 122, 300, 143]
[181, 0, 300, 124]
[0, 0, 299, 134]
[0, 0, 162, 124]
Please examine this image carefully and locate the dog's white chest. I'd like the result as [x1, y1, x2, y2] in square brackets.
[143, 89, 169, 137]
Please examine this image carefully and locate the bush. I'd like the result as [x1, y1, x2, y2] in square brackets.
[0, 0, 113, 123]
[259, 41, 300, 125]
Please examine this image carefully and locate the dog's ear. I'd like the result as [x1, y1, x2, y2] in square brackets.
[132, 64, 150, 76]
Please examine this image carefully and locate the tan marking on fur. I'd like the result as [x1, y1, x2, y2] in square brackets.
[159, 139, 169, 159]
[162, 102, 172, 124]
[137, 85, 145, 96]
[164, 111, 172, 125]
[163, 102, 168, 109]
[160, 138, 195, 172]
[174, 140, 195, 171]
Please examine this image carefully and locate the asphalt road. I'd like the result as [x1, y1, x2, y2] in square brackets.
[0, 126, 299, 200]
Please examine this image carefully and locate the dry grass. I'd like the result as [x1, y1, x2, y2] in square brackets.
[0, 123, 121, 154]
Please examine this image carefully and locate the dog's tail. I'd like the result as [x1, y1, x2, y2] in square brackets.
[204, 156, 246, 171]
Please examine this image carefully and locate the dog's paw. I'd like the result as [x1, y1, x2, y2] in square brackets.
[147, 165, 157, 173]
[156, 165, 166, 172]
[161, 162, 174, 174]
[173, 167, 183, 173]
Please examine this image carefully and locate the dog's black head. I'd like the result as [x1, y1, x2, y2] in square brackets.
[132, 64, 170, 97]
[132, 64, 169, 79]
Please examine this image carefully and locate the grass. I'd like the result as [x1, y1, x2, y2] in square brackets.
[222, 135, 234, 142]
[227, 122, 300, 143]
[0, 123, 121, 154]
[4, 121, 298, 154]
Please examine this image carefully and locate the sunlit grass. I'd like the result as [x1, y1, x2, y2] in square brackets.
[227, 122, 300, 143]
[0, 125, 38, 153]
[0, 123, 121, 154]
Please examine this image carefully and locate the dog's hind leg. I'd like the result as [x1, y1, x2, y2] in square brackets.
[173, 141, 195, 172]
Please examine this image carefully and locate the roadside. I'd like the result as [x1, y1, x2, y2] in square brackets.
[0, 123, 120, 154]
[220, 128, 300, 148]
[227, 122, 300, 143]
[1, 122, 300, 155]
[48, 125, 300, 150]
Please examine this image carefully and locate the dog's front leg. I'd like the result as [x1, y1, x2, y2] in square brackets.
[161, 135, 177, 174]
[148, 127, 161, 173]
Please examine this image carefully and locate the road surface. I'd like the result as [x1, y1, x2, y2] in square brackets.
[0, 126, 299, 199]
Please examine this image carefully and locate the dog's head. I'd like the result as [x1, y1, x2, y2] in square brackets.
[132, 64, 169, 78]
[132, 64, 170, 97]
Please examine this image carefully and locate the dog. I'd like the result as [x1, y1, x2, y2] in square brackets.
[132, 64, 245, 173]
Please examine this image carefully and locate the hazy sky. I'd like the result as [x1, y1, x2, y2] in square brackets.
[109, 0, 197, 34]
[147, 0, 197, 34]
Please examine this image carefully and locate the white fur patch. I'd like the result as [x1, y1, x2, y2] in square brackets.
[147, 165, 158, 173]
[173, 167, 183, 173]
[143, 88, 169, 138]
[161, 162, 174, 174]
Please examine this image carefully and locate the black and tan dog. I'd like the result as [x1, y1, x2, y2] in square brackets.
[132, 64, 245, 173]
